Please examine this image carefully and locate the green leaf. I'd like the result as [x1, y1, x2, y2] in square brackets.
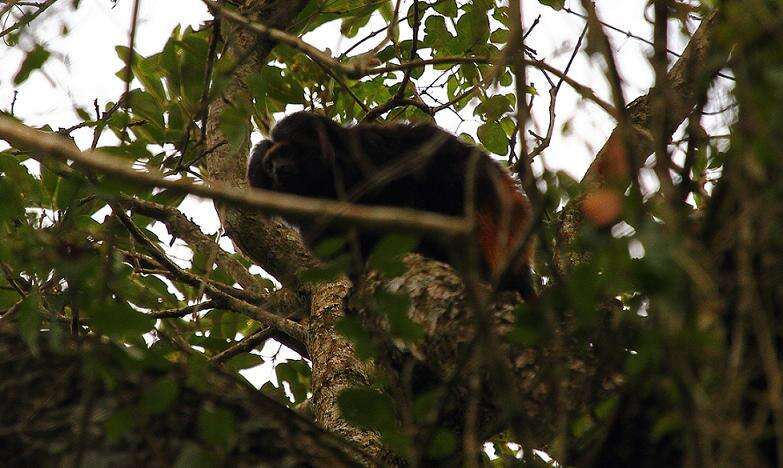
[127, 89, 166, 132]
[0, 286, 19, 309]
[335, 315, 377, 359]
[160, 37, 182, 97]
[500, 116, 516, 137]
[424, 15, 455, 50]
[507, 303, 545, 346]
[225, 353, 265, 372]
[406, 1, 428, 27]
[14, 44, 50, 84]
[455, 7, 490, 53]
[17, 292, 42, 353]
[116, 46, 167, 103]
[652, 412, 684, 440]
[186, 353, 211, 392]
[413, 389, 443, 422]
[428, 428, 457, 459]
[198, 405, 235, 447]
[433, 0, 458, 17]
[54, 175, 85, 211]
[374, 291, 423, 342]
[459, 133, 476, 145]
[148, 190, 186, 210]
[475, 94, 512, 121]
[0, 174, 25, 223]
[140, 377, 180, 415]
[341, 13, 373, 38]
[248, 66, 305, 105]
[477, 122, 509, 155]
[490, 28, 510, 44]
[539, 0, 565, 10]
[368, 233, 419, 277]
[260, 381, 290, 405]
[90, 301, 155, 338]
[218, 105, 251, 151]
[298, 254, 351, 284]
[0, 153, 41, 206]
[105, 408, 136, 442]
[276, 360, 311, 403]
[500, 70, 513, 86]
[338, 387, 397, 431]
[219, 311, 241, 340]
[460, 63, 479, 83]
[313, 236, 347, 259]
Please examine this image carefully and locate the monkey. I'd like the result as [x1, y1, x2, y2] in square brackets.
[247, 111, 535, 298]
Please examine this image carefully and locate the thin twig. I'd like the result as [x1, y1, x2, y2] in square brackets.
[121, 0, 141, 142]
[363, 0, 423, 121]
[113, 208, 306, 343]
[562, 6, 735, 81]
[148, 300, 218, 319]
[0, 0, 55, 38]
[203, 0, 617, 118]
[527, 24, 587, 160]
[211, 326, 273, 363]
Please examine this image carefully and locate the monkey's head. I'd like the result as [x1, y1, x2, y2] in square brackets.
[247, 112, 346, 198]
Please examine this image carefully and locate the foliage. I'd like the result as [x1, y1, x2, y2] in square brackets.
[1, 0, 783, 466]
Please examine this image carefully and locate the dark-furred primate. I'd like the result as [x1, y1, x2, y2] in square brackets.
[247, 111, 534, 297]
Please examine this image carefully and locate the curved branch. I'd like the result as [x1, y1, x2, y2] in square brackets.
[0, 117, 471, 239]
[556, 10, 728, 272]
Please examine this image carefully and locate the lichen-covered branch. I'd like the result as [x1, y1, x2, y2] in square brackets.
[556, 11, 728, 273]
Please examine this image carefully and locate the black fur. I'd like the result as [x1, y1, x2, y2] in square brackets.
[248, 111, 533, 294]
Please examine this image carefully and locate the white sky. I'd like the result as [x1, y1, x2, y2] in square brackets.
[0, 0, 734, 387]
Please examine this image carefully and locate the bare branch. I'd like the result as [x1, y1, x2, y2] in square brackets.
[120, 197, 271, 296]
[113, 208, 306, 343]
[210, 327, 274, 363]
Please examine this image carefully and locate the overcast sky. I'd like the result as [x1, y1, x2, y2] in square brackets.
[1, 0, 732, 172]
[0, 0, 734, 388]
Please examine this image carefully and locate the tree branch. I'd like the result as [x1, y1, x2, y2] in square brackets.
[556, 10, 728, 272]
[120, 197, 271, 296]
[0, 117, 471, 239]
[112, 208, 306, 344]
[0, 0, 56, 38]
[202, 0, 617, 119]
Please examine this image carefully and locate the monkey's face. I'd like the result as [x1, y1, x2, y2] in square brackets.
[248, 111, 347, 198]
[247, 138, 335, 198]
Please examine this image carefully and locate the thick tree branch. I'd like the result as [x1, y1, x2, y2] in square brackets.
[352, 254, 624, 456]
[556, 11, 728, 272]
[0, 117, 470, 239]
[202, 0, 387, 459]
